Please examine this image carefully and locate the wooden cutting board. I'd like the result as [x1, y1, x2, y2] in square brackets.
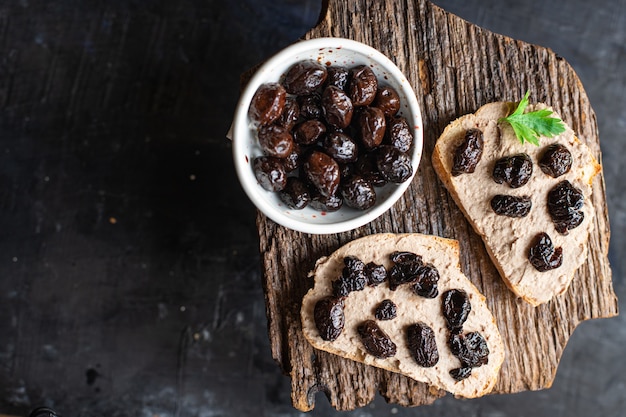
[253, 0, 619, 411]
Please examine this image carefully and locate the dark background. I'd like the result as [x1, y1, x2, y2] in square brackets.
[1, 1, 624, 416]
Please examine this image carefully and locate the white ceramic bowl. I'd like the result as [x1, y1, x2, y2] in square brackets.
[232, 37, 423, 234]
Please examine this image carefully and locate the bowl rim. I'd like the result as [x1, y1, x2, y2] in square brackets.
[232, 37, 423, 234]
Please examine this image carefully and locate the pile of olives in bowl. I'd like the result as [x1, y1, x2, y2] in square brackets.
[232, 38, 423, 234]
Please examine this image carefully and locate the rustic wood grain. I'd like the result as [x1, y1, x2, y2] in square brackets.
[256, 0, 619, 411]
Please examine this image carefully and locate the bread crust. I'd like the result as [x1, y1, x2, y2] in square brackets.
[432, 102, 601, 306]
[300, 233, 505, 399]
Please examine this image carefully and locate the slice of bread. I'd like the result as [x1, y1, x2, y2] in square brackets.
[432, 102, 601, 306]
[301, 233, 505, 399]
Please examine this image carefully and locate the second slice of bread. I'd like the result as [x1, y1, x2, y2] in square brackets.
[432, 102, 600, 306]
[301, 233, 505, 398]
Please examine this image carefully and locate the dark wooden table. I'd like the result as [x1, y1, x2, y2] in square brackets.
[1, 1, 624, 416]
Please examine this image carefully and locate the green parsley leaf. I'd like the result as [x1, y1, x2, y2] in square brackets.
[498, 91, 566, 146]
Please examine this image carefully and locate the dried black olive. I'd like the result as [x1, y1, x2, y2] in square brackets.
[490, 194, 532, 217]
[388, 252, 423, 291]
[412, 264, 440, 299]
[332, 256, 367, 298]
[344, 255, 365, 273]
[442, 289, 471, 331]
[314, 296, 345, 341]
[447, 332, 464, 357]
[253, 156, 287, 192]
[355, 106, 386, 150]
[309, 190, 343, 212]
[355, 153, 387, 187]
[373, 85, 401, 117]
[297, 94, 322, 120]
[376, 145, 413, 183]
[303, 151, 341, 198]
[374, 299, 397, 320]
[466, 333, 490, 363]
[364, 262, 387, 286]
[293, 120, 326, 145]
[283, 60, 328, 95]
[341, 175, 376, 210]
[357, 320, 397, 358]
[257, 124, 294, 158]
[451, 128, 483, 176]
[528, 232, 563, 272]
[390, 251, 422, 265]
[450, 367, 472, 381]
[407, 322, 439, 367]
[389, 265, 418, 289]
[539, 143, 572, 178]
[248, 82, 287, 126]
[332, 274, 364, 298]
[348, 65, 378, 106]
[275, 97, 299, 131]
[385, 116, 413, 153]
[283, 143, 305, 172]
[448, 331, 489, 368]
[547, 180, 584, 234]
[332, 273, 366, 298]
[323, 132, 359, 164]
[278, 177, 310, 210]
[322, 85, 354, 129]
[332, 276, 366, 298]
[326, 66, 349, 90]
[492, 153, 533, 188]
